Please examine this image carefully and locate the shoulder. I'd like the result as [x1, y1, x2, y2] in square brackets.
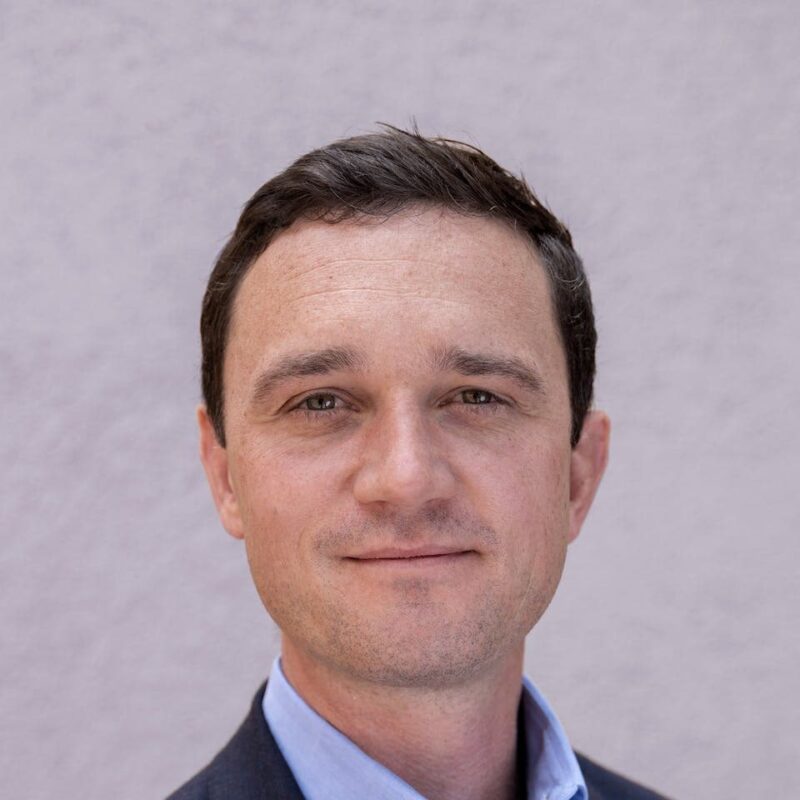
[164, 683, 305, 800]
[576, 752, 673, 800]
[166, 767, 211, 800]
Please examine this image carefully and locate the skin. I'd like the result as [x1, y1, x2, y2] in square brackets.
[198, 207, 610, 800]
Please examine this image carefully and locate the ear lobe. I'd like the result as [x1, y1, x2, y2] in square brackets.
[567, 410, 610, 543]
[197, 405, 245, 540]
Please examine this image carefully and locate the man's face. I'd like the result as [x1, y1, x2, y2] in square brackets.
[200, 207, 608, 688]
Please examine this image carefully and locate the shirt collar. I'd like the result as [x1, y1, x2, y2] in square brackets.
[520, 674, 587, 800]
[263, 658, 586, 800]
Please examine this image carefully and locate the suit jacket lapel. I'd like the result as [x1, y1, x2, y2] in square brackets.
[207, 683, 305, 800]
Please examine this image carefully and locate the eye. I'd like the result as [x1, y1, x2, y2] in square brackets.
[459, 389, 500, 405]
[286, 391, 354, 428]
[299, 393, 339, 411]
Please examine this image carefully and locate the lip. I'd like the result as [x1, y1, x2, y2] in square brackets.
[348, 545, 474, 560]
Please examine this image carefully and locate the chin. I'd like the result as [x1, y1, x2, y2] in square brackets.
[316, 608, 523, 690]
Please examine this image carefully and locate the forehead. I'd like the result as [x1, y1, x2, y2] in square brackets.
[225, 207, 563, 390]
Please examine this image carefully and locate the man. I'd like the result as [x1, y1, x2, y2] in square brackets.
[169, 127, 669, 800]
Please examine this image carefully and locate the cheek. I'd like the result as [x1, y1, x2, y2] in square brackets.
[234, 437, 335, 519]
[493, 445, 572, 631]
[232, 445, 344, 572]
[482, 440, 572, 577]
[478, 435, 571, 527]
[231, 455, 293, 572]
[236, 462, 325, 623]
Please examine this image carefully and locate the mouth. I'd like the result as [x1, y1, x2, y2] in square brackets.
[344, 546, 477, 567]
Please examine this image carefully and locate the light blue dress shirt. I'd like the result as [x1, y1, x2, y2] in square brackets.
[263, 658, 587, 800]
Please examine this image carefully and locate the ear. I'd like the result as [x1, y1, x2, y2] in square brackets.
[197, 405, 245, 540]
[567, 410, 610, 543]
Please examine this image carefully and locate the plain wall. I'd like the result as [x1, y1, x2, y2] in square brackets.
[2, 2, 798, 798]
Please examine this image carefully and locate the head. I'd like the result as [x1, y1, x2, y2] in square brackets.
[198, 127, 609, 689]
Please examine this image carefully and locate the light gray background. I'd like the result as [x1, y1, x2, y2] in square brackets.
[2, 1, 798, 798]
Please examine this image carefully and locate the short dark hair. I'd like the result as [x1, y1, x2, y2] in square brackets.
[201, 125, 596, 447]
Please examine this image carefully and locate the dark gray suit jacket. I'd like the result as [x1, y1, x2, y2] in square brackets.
[167, 684, 670, 800]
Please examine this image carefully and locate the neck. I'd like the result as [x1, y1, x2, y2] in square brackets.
[280, 638, 526, 800]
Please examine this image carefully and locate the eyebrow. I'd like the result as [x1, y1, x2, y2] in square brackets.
[249, 344, 545, 407]
[251, 347, 366, 406]
[431, 346, 545, 396]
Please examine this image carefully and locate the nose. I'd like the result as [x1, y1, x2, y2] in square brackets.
[352, 401, 457, 510]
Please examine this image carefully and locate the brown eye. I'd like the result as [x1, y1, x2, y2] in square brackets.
[461, 389, 495, 404]
[303, 394, 338, 410]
